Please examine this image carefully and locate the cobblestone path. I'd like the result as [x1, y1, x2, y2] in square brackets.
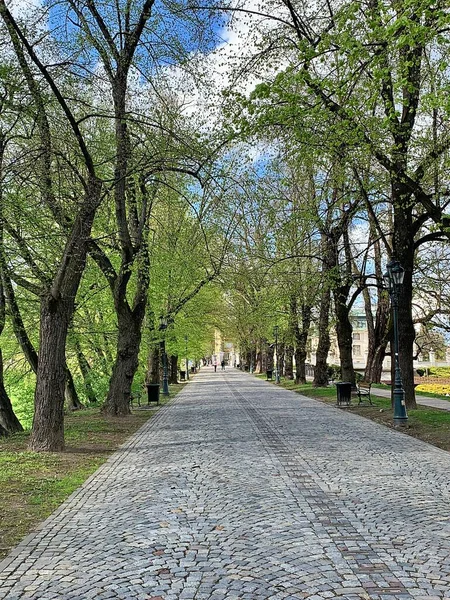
[1, 368, 449, 600]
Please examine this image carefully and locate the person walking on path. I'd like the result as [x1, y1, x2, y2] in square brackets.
[213, 362, 217, 372]
[221, 360, 225, 370]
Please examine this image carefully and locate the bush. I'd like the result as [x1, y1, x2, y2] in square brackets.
[428, 367, 450, 378]
[327, 364, 341, 380]
[416, 368, 425, 377]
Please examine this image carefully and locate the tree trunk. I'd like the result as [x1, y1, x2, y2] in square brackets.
[30, 176, 102, 451]
[0, 349, 23, 434]
[170, 355, 178, 384]
[364, 294, 390, 383]
[285, 345, 294, 379]
[393, 191, 416, 409]
[1, 269, 39, 373]
[392, 211, 417, 409]
[102, 302, 144, 415]
[146, 344, 160, 384]
[256, 346, 262, 373]
[75, 341, 97, 403]
[334, 287, 355, 386]
[295, 303, 312, 385]
[30, 295, 72, 451]
[0, 140, 24, 434]
[313, 285, 331, 386]
[65, 367, 83, 410]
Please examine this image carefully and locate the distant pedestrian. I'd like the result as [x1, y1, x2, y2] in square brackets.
[214, 363, 217, 372]
[221, 360, 225, 370]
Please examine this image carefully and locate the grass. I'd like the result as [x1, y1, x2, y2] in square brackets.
[0, 385, 184, 562]
[257, 375, 450, 453]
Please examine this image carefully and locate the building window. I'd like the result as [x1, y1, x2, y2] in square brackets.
[353, 333, 360, 341]
[353, 345, 361, 356]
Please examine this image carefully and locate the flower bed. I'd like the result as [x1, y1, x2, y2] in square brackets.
[415, 383, 450, 396]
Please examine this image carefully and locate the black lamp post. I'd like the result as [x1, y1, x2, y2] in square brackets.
[273, 325, 280, 383]
[159, 316, 169, 396]
[185, 334, 189, 380]
[383, 260, 408, 426]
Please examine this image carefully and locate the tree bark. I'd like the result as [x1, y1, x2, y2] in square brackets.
[0, 349, 23, 434]
[30, 175, 102, 451]
[393, 185, 417, 409]
[285, 345, 294, 379]
[294, 301, 312, 385]
[278, 342, 285, 376]
[102, 302, 144, 415]
[170, 355, 178, 384]
[313, 285, 331, 387]
[65, 367, 83, 410]
[146, 344, 160, 384]
[30, 294, 72, 451]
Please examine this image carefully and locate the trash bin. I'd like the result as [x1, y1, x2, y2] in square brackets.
[146, 383, 160, 405]
[336, 382, 352, 407]
[180, 370, 186, 381]
[266, 370, 273, 380]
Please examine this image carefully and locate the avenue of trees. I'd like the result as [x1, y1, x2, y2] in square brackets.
[1, 0, 450, 448]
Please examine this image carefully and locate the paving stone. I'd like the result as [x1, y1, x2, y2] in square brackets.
[0, 368, 449, 599]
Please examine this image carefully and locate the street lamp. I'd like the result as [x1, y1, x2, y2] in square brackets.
[273, 325, 280, 383]
[159, 315, 169, 396]
[185, 334, 189, 380]
[383, 259, 408, 426]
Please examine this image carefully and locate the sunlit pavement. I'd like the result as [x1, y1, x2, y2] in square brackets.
[1, 367, 449, 599]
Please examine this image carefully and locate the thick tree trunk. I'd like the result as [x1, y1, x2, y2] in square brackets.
[29, 175, 102, 451]
[334, 288, 355, 386]
[285, 345, 294, 379]
[0, 349, 23, 433]
[146, 344, 160, 384]
[313, 285, 331, 387]
[393, 192, 416, 409]
[30, 295, 72, 451]
[267, 345, 274, 371]
[170, 355, 178, 384]
[102, 303, 144, 415]
[256, 347, 262, 373]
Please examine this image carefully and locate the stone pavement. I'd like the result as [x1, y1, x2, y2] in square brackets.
[1, 368, 449, 600]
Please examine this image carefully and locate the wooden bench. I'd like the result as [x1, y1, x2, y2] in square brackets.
[355, 381, 372, 405]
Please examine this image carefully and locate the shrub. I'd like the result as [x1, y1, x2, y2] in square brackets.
[428, 367, 450, 378]
[327, 364, 341, 380]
